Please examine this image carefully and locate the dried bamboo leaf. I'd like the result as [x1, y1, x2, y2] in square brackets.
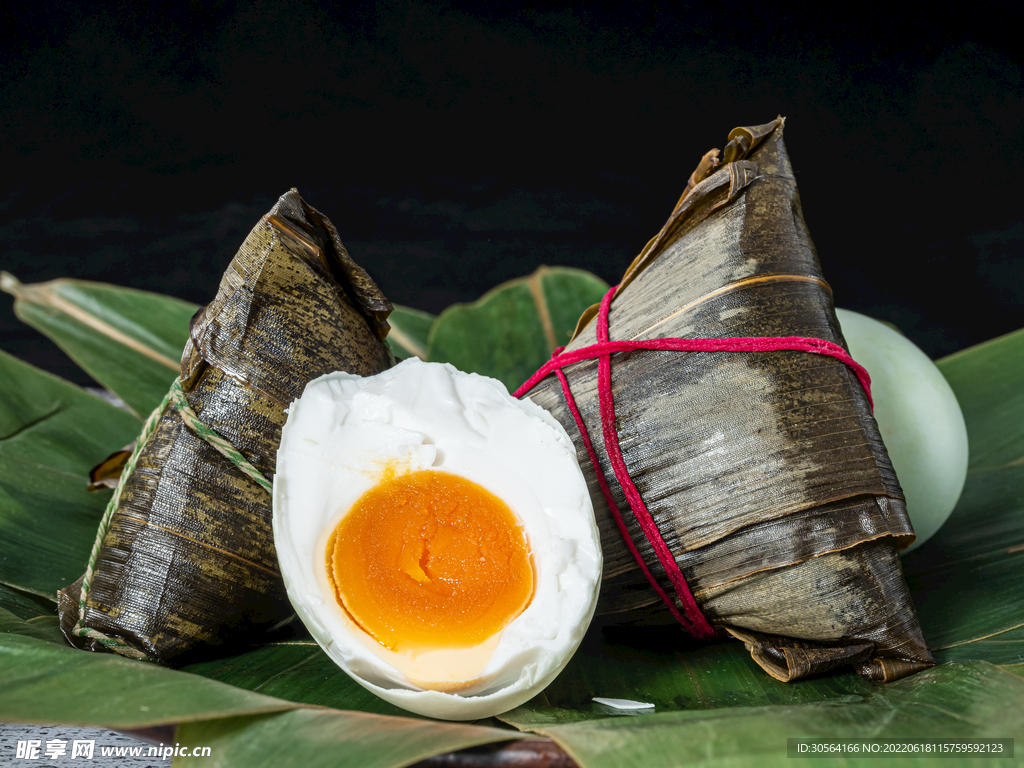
[523, 118, 933, 682]
[56, 189, 394, 662]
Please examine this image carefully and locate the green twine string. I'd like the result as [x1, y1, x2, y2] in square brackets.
[74, 377, 272, 659]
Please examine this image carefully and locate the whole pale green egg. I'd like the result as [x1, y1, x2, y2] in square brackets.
[836, 309, 969, 552]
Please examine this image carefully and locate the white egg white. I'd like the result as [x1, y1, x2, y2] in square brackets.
[272, 358, 602, 720]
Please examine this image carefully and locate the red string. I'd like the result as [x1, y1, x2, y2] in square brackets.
[513, 285, 873, 639]
[551, 366, 703, 636]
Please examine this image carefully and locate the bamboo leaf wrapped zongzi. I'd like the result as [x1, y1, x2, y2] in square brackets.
[57, 189, 394, 662]
[520, 118, 934, 682]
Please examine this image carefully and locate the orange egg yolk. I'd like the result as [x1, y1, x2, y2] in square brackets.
[326, 470, 534, 654]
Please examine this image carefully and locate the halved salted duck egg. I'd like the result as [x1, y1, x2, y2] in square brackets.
[272, 359, 601, 720]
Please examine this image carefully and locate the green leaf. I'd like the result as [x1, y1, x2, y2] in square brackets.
[934, 625, 1024, 666]
[501, 627, 873, 727]
[1, 273, 197, 418]
[0, 613, 299, 728]
[908, 547, 1024, 653]
[902, 327, 1024, 662]
[512, 663, 1022, 768]
[0, 596, 62, 644]
[0, 349, 141, 599]
[427, 266, 609, 392]
[385, 305, 435, 361]
[175, 709, 524, 768]
[936, 327, 1024, 470]
[0, 582, 59, 621]
[180, 639, 415, 717]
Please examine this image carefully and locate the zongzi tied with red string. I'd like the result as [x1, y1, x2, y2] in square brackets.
[519, 117, 934, 682]
[57, 188, 394, 662]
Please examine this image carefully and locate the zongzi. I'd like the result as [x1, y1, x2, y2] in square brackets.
[519, 117, 934, 682]
[58, 188, 394, 661]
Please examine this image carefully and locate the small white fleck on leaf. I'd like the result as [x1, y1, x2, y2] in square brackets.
[592, 697, 655, 710]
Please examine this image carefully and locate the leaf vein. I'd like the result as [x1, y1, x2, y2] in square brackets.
[0, 404, 67, 442]
[251, 650, 321, 692]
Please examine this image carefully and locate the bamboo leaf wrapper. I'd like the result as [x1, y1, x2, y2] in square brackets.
[523, 118, 934, 682]
[57, 189, 394, 661]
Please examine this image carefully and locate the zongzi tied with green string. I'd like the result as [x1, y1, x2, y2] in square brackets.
[57, 188, 394, 662]
[518, 117, 934, 683]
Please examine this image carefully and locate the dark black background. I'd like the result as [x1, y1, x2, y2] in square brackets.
[3, 0, 1022, 387]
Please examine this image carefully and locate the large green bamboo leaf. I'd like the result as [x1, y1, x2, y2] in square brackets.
[180, 639, 415, 718]
[935, 626, 1024, 666]
[901, 327, 1024, 661]
[0, 610, 299, 728]
[508, 663, 1022, 768]
[0, 593, 62, 643]
[936, 328, 1024, 470]
[427, 266, 609, 392]
[385, 305, 435, 361]
[908, 548, 1024, 652]
[0, 349, 140, 599]
[503, 627, 873, 727]
[0, 582, 59, 622]
[1, 273, 197, 418]
[175, 709, 525, 768]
